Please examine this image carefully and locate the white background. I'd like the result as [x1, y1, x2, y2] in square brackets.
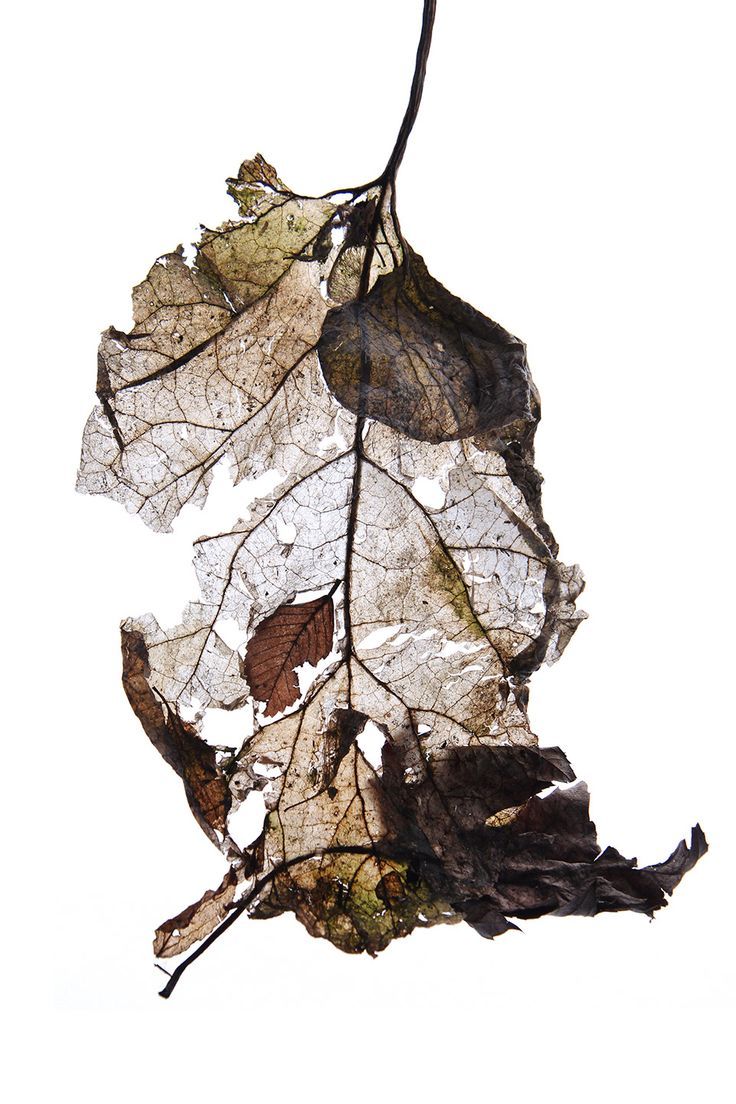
[4, 1, 734, 1099]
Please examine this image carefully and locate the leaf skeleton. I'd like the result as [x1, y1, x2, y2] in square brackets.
[77, 0, 705, 998]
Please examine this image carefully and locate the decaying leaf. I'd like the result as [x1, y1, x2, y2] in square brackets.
[243, 584, 337, 718]
[121, 628, 230, 841]
[77, 0, 705, 996]
[318, 246, 535, 443]
[153, 869, 238, 959]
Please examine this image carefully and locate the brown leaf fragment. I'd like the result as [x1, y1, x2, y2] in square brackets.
[457, 899, 520, 940]
[154, 869, 239, 959]
[417, 744, 575, 831]
[242, 587, 337, 717]
[468, 784, 708, 921]
[642, 823, 708, 895]
[121, 628, 230, 841]
[130, 246, 233, 361]
[318, 248, 536, 443]
[228, 153, 283, 196]
[318, 707, 370, 792]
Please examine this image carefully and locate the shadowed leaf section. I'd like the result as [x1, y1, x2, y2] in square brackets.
[318, 248, 536, 443]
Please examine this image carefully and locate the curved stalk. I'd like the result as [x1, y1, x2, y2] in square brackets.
[383, 0, 436, 182]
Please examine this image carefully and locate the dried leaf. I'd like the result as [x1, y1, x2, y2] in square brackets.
[77, 1, 705, 996]
[121, 628, 230, 841]
[154, 869, 238, 959]
[318, 247, 535, 443]
[243, 587, 336, 717]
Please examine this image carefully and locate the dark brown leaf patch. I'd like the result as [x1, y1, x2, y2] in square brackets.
[121, 629, 231, 841]
[473, 784, 707, 920]
[421, 744, 575, 830]
[318, 707, 370, 792]
[318, 248, 535, 443]
[242, 588, 336, 717]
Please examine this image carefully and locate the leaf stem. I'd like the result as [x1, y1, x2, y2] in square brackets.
[383, 0, 437, 183]
[158, 845, 387, 998]
[336, 0, 437, 201]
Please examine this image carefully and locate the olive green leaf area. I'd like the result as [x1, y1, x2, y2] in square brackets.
[78, 156, 705, 983]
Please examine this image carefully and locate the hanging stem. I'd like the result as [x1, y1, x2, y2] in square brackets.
[357, 0, 436, 299]
[383, 0, 437, 183]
